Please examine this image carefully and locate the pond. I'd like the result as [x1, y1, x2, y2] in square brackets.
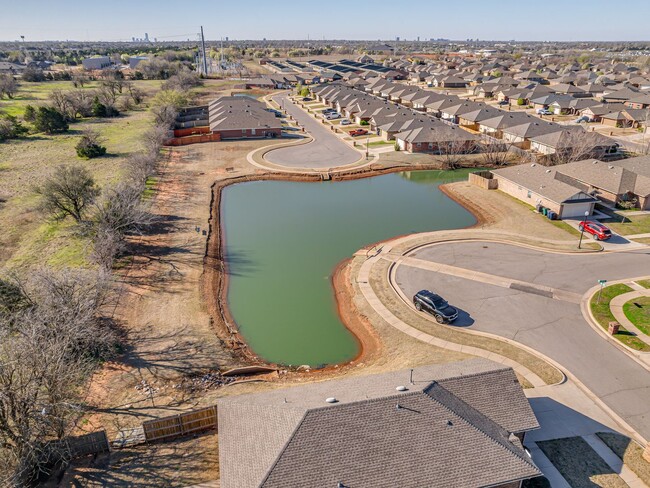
[221, 170, 477, 366]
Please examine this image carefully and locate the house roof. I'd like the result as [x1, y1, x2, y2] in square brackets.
[493, 163, 597, 204]
[218, 358, 541, 488]
[554, 157, 650, 197]
[208, 96, 282, 132]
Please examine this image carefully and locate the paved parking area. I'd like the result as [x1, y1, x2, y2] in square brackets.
[264, 93, 361, 169]
[394, 241, 650, 440]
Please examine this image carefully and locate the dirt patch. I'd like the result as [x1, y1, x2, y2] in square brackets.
[57, 432, 218, 487]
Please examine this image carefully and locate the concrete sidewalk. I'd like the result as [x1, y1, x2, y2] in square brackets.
[610, 288, 650, 347]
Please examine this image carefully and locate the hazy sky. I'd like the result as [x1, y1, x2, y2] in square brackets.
[3, 0, 650, 42]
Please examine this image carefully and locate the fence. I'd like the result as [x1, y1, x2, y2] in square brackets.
[165, 132, 222, 146]
[48, 430, 110, 460]
[469, 171, 498, 190]
[142, 405, 218, 443]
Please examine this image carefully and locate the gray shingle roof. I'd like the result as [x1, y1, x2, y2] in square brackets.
[218, 358, 540, 488]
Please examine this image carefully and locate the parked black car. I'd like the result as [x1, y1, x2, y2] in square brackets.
[413, 290, 458, 323]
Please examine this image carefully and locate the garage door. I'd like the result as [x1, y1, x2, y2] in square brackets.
[561, 202, 593, 218]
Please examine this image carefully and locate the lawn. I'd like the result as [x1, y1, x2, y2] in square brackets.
[623, 296, 650, 336]
[589, 283, 650, 351]
[636, 279, 650, 289]
[607, 214, 650, 236]
[596, 432, 650, 485]
[538, 437, 627, 488]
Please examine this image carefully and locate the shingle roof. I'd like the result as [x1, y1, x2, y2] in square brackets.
[218, 358, 540, 488]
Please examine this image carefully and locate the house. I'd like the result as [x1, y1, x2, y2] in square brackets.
[0, 61, 25, 74]
[529, 129, 617, 158]
[218, 358, 542, 488]
[208, 96, 282, 140]
[501, 121, 563, 149]
[550, 156, 650, 209]
[81, 56, 112, 70]
[625, 94, 650, 110]
[128, 56, 149, 69]
[600, 109, 645, 128]
[394, 123, 480, 153]
[491, 163, 598, 218]
[245, 77, 277, 89]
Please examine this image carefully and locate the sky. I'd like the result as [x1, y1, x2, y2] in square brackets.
[2, 0, 650, 42]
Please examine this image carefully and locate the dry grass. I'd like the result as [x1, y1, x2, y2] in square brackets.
[596, 432, 650, 485]
[538, 437, 628, 488]
[608, 214, 650, 236]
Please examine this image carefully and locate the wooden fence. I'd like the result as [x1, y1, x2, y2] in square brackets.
[469, 171, 498, 190]
[48, 430, 110, 460]
[142, 405, 218, 443]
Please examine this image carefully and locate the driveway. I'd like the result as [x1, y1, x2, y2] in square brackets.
[562, 217, 647, 252]
[264, 93, 361, 169]
[394, 241, 650, 440]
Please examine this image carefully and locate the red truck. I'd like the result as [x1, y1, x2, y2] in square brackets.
[578, 221, 612, 241]
[349, 129, 368, 137]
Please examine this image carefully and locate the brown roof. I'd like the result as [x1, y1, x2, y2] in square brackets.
[218, 358, 540, 488]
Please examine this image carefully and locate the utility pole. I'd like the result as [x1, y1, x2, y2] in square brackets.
[200, 26, 208, 76]
[220, 37, 224, 74]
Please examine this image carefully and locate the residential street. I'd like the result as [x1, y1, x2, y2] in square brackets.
[264, 93, 362, 168]
[394, 241, 650, 440]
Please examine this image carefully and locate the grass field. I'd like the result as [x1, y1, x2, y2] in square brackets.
[637, 279, 650, 289]
[0, 80, 168, 270]
[0, 79, 163, 118]
[538, 437, 627, 488]
[590, 283, 650, 351]
[623, 296, 650, 335]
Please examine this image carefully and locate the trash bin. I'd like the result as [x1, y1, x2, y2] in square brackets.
[547, 211, 555, 220]
[536, 204, 542, 213]
[542, 207, 548, 216]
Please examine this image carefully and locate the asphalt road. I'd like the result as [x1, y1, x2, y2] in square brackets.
[264, 93, 361, 169]
[394, 241, 650, 440]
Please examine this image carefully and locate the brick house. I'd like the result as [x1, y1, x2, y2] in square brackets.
[218, 359, 542, 488]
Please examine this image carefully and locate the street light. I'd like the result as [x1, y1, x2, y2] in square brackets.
[366, 134, 370, 160]
[578, 210, 589, 249]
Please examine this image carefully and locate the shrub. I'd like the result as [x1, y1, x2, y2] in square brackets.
[516, 98, 525, 106]
[91, 97, 108, 117]
[0, 115, 28, 141]
[21, 67, 46, 82]
[36, 164, 100, 222]
[23, 105, 36, 122]
[33, 107, 69, 134]
[75, 130, 107, 159]
[360, 120, 369, 126]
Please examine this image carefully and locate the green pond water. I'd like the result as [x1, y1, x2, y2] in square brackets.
[221, 170, 477, 366]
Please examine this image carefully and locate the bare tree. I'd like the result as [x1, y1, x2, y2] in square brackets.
[548, 129, 610, 165]
[36, 165, 101, 222]
[151, 104, 178, 128]
[431, 129, 479, 170]
[0, 74, 17, 99]
[48, 90, 75, 120]
[0, 269, 116, 485]
[126, 82, 146, 106]
[480, 140, 512, 167]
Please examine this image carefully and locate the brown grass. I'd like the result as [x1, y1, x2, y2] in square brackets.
[538, 437, 628, 488]
[596, 432, 650, 485]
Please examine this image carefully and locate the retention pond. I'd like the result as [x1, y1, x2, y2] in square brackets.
[221, 170, 476, 366]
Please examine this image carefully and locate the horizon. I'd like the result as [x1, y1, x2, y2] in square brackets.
[3, 0, 650, 43]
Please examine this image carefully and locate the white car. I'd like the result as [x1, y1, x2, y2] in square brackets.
[325, 113, 341, 120]
[340, 118, 351, 125]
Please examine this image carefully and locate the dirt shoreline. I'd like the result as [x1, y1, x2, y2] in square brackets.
[201, 162, 464, 374]
[439, 182, 491, 228]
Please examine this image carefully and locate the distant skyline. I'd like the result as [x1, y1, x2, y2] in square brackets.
[3, 0, 650, 43]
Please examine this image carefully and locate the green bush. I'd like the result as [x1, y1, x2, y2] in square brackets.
[516, 98, 525, 106]
[0, 114, 29, 141]
[75, 130, 107, 159]
[23, 105, 36, 122]
[360, 120, 369, 126]
[34, 107, 69, 134]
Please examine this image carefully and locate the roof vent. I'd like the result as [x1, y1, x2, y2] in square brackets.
[546, 169, 552, 173]
[325, 397, 338, 404]
[531, 163, 536, 167]
[396, 386, 408, 392]
[608, 165, 614, 169]
[447, 420, 453, 426]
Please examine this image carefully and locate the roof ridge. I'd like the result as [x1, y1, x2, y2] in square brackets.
[423, 382, 538, 471]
